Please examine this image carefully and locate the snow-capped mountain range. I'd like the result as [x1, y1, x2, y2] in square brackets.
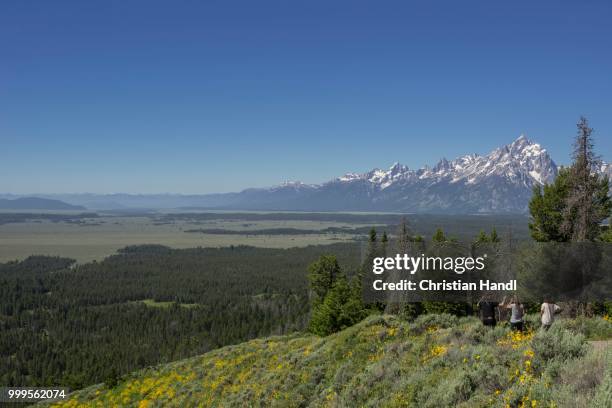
[8, 135, 609, 213]
[336, 135, 556, 189]
[214, 135, 562, 213]
[217, 134, 610, 214]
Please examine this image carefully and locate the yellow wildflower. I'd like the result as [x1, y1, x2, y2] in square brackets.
[138, 400, 152, 408]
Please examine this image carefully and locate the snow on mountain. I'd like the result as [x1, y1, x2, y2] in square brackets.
[270, 181, 319, 191]
[326, 134, 557, 191]
[248, 135, 560, 213]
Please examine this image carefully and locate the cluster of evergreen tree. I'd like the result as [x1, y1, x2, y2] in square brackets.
[529, 117, 610, 243]
[0, 244, 361, 388]
[306, 255, 367, 336]
[525, 118, 611, 314]
[307, 226, 415, 335]
[306, 221, 500, 334]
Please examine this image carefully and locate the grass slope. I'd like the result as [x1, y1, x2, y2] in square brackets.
[44, 314, 611, 408]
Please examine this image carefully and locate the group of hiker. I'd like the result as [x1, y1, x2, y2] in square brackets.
[478, 295, 561, 331]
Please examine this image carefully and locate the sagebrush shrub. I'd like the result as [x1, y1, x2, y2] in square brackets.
[532, 324, 586, 363]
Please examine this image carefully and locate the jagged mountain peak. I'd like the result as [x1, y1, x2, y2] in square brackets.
[227, 135, 592, 213]
[513, 133, 530, 145]
[432, 157, 451, 173]
[332, 135, 556, 190]
[510, 134, 545, 153]
[388, 162, 407, 173]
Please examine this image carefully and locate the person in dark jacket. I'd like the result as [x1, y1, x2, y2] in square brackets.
[478, 296, 499, 327]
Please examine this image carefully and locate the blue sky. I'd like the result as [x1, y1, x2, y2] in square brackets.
[1, 0, 611, 194]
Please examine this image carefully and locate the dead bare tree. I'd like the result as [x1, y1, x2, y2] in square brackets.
[561, 117, 606, 241]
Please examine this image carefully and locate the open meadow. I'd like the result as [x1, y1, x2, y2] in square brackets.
[0, 214, 364, 262]
[0, 211, 529, 263]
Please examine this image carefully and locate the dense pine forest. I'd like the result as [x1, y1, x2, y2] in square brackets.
[0, 244, 360, 389]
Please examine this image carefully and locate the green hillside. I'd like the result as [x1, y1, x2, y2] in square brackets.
[44, 314, 611, 408]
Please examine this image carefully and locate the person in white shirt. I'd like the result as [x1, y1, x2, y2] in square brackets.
[540, 298, 561, 330]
